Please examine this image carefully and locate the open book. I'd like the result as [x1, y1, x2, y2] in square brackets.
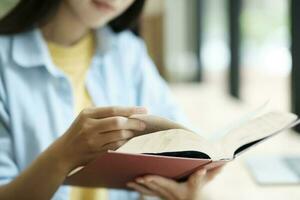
[64, 110, 300, 189]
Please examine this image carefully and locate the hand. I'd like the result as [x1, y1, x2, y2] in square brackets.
[49, 106, 147, 172]
[127, 167, 222, 200]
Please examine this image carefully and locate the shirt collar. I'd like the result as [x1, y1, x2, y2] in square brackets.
[94, 26, 117, 55]
[12, 29, 52, 68]
[11, 26, 117, 70]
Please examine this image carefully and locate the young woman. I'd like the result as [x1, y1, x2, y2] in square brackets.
[0, 0, 221, 199]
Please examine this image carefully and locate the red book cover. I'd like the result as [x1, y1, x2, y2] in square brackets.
[64, 151, 227, 189]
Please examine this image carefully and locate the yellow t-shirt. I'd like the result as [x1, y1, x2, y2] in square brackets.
[47, 32, 108, 200]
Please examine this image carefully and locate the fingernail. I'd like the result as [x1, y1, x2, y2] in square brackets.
[135, 107, 147, 114]
[197, 170, 207, 176]
[144, 178, 153, 183]
[136, 178, 145, 184]
[139, 122, 146, 130]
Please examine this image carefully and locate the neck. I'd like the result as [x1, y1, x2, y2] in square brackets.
[41, 2, 89, 46]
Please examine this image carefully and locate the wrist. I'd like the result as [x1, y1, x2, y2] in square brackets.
[44, 137, 76, 176]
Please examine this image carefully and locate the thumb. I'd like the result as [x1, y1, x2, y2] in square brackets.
[188, 169, 207, 188]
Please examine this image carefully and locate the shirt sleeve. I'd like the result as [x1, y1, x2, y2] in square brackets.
[0, 72, 19, 185]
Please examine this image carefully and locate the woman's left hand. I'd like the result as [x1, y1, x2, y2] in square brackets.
[127, 167, 222, 200]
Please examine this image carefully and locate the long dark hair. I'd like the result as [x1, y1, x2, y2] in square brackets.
[0, 0, 146, 35]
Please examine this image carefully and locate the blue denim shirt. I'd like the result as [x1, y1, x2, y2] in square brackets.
[0, 27, 188, 200]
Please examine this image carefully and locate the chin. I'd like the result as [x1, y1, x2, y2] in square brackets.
[88, 21, 108, 29]
[83, 16, 113, 29]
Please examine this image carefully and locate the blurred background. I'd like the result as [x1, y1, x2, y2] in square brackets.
[0, 0, 295, 132]
[1, 1, 300, 199]
[138, 0, 294, 133]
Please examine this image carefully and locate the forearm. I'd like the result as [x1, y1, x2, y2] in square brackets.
[0, 106, 147, 200]
[0, 145, 71, 200]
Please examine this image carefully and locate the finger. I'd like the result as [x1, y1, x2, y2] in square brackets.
[98, 130, 135, 145]
[142, 175, 180, 198]
[89, 117, 146, 133]
[82, 107, 147, 119]
[126, 182, 156, 196]
[188, 169, 207, 187]
[206, 166, 223, 181]
[100, 140, 128, 151]
[136, 178, 175, 200]
[208, 166, 223, 174]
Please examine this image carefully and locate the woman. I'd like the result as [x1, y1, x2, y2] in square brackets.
[0, 0, 220, 199]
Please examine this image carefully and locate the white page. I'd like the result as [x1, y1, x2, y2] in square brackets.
[208, 101, 269, 141]
[221, 112, 298, 158]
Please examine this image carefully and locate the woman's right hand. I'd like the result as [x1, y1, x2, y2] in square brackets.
[0, 107, 147, 200]
[49, 106, 148, 173]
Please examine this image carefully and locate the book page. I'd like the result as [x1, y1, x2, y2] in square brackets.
[116, 129, 223, 160]
[220, 111, 298, 158]
[129, 114, 191, 134]
[209, 101, 269, 141]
